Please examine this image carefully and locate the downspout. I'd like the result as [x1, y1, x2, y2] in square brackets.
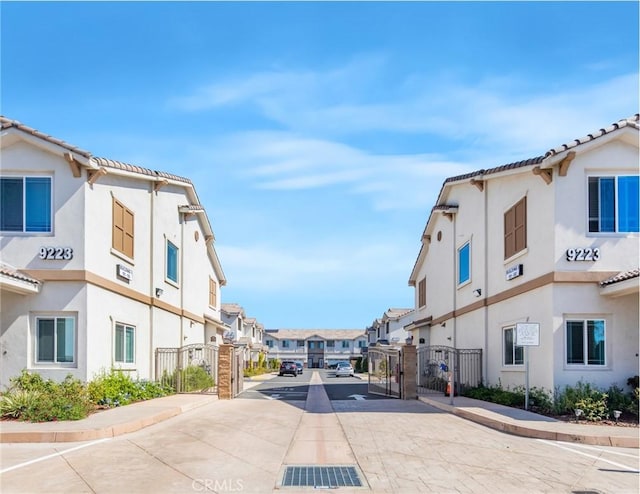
[483, 179, 489, 386]
[149, 183, 154, 380]
[180, 214, 185, 346]
[451, 212, 457, 405]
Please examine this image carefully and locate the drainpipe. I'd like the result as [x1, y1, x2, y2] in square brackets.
[180, 214, 185, 346]
[149, 183, 155, 380]
[451, 212, 457, 405]
[483, 179, 489, 386]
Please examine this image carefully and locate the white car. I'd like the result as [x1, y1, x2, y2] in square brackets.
[335, 362, 354, 377]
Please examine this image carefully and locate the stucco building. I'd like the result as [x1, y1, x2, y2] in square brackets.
[0, 117, 227, 388]
[408, 115, 639, 392]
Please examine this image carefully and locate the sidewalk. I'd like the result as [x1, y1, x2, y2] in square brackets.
[418, 393, 639, 448]
[1, 376, 637, 448]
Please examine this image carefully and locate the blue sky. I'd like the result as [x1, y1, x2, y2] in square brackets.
[2, 1, 638, 329]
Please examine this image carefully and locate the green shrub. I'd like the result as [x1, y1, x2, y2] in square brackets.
[554, 381, 608, 416]
[88, 370, 173, 407]
[176, 365, 214, 392]
[2, 371, 93, 422]
[574, 395, 609, 421]
[0, 390, 42, 418]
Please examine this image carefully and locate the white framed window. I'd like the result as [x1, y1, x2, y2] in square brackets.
[503, 327, 523, 366]
[588, 175, 639, 233]
[266, 340, 273, 348]
[566, 319, 606, 366]
[342, 340, 350, 348]
[166, 240, 179, 283]
[326, 340, 335, 348]
[1, 176, 52, 233]
[114, 323, 135, 364]
[358, 340, 367, 348]
[282, 340, 290, 348]
[297, 339, 305, 347]
[457, 241, 471, 286]
[35, 316, 75, 364]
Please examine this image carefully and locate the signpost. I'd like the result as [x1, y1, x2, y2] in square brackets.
[516, 322, 540, 410]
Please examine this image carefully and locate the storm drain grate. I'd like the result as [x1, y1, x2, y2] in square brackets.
[282, 466, 363, 488]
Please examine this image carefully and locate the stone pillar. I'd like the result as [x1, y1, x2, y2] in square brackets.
[401, 344, 417, 400]
[217, 344, 234, 400]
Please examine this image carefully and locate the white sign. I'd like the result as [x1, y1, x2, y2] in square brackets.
[117, 264, 133, 281]
[506, 264, 523, 280]
[516, 323, 540, 346]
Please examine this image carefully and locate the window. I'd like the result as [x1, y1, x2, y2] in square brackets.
[566, 319, 606, 366]
[504, 197, 526, 259]
[282, 340, 290, 348]
[112, 198, 134, 258]
[458, 241, 471, 285]
[115, 323, 135, 364]
[418, 278, 426, 308]
[208, 278, 217, 307]
[1, 176, 52, 232]
[358, 340, 367, 348]
[166, 240, 179, 283]
[297, 340, 305, 347]
[326, 340, 335, 348]
[588, 176, 639, 233]
[36, 317, 75, 363]
[266, 340, 274, 348]
[342, 340, 350, 348]
[503, 327, 523, 366]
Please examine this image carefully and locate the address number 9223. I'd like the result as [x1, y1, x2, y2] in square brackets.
[39, 247, 73, 260]
[566, 247, 600, 262]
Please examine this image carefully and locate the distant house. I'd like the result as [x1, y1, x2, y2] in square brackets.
[366, 308, 413, 346]
[264, 329, 368, 368]
[408, 115, 639, 392]
[220, 303, 265, 368]
[0, 117, 227, 388]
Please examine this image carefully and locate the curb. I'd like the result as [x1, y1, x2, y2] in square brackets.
[418, 396, 639, 449]
[0, 395, 218, 444]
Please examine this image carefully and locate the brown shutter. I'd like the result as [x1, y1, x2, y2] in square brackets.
[418, 278, 426, 307]
[209, 277, 216, 307]
[123, 208, 134, 258]
[514, 197, 526, 253]
[113, 199, 124, 252]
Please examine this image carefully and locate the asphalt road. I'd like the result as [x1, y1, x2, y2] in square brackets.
[238, 369, 388, 401]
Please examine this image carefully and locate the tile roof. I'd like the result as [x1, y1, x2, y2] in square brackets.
[0, 263, 41, 286]
[600, 269, 640, 287]
[444, 156, 545, 184]
[92, 157, 192, 184]
[546, 114, 640, 158]
[1, 116, 92, 158]
[266, 329, 367, 340]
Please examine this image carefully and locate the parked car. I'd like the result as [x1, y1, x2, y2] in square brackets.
[279, 361, 298, 377]
[335, 362, 354, 377]
[295, 362, 303, 374]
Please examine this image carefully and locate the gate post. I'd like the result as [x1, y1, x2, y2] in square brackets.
[401, 345, 417, 400]
[217, 344, 234, 400]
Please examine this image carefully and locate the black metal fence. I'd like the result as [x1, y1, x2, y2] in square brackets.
[416, 345, 482, 395]
[155, 344, 219, 393]
[368, 347, 402, 398]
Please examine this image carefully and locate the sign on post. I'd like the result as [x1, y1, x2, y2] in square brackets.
[516, 322, 540, 411]
[516, 323, 540, 346]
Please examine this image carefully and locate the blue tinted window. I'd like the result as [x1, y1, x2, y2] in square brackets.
[0, 177, 52, 232]
[618, 176, 639, 232]
[599, 178, 615, 232]
[26, 177, 52, 232]
[167, 241, 178, 282]
[458, 242, 470, 285]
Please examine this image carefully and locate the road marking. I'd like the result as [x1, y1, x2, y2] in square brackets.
[0, 438, 112, 474]
[348, 394, 367, 401]
[565, 442, 639, 459]
[537, 439, 639, 473]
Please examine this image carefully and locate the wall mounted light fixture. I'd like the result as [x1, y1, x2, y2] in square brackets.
[473, 288, 482, 297]
[155, 288, 163, 298]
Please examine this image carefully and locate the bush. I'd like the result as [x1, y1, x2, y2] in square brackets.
[88, 370, 173, 408]
[1, 371, 93, 422]
[554, 381, 608, 416]
[574, 396, 609, 421]
[177, 365, 214, 392]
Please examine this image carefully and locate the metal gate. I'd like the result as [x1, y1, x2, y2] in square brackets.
[156, 344, 218, 393]
[231, 345, 244, 398]
[368, 347, 402, 398]
[416, 345, 482, 395]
